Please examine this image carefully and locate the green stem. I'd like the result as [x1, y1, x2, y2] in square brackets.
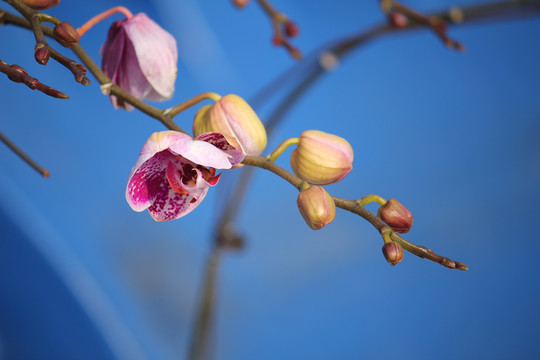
[36, 13, 60, 25]
[381, 227, 392, 244]
[266, 137, 299, 162]
[165, 92, 222, 119]
[357, 194, 387, 207]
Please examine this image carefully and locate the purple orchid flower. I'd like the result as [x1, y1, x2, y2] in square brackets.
[126, 131, 244, 221]
[101, 13, 178, 110]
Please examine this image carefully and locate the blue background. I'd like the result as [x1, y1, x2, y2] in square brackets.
[1, 0, 539, 359]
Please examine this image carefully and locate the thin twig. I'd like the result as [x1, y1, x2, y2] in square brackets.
[255, 0, 302, 59]
[0, 131, 50, 177]
[3, 0, 90, 85]
[0, 10, 185, 132]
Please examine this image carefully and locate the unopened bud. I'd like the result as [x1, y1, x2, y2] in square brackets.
[272, 35, 283, 46]
[382, 241, 404, 266]
[232, 0, 250, 8]
[34, 47, 49, 65]
[7, 65, 27, 83]
[388, 11, 408, 28]
[297, 186, 336, 230]
[284, 21, 299, 38]
[377, 198, 413, 233]
[53, 22, 80, 48]
[20, 0, 60, 10]
[290, 130, 353, 185]
[193, 94, 267, 156]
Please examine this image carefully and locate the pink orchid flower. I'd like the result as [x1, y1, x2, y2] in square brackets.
[126, 131, 244, 221]
[101, 13, 178, 111]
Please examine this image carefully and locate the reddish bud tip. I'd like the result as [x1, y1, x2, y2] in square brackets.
[232, 0, 250, 8]
[382, 241, 404, 266]
[53, 22, 80, 48]
[388, 11, 408, 28]
[7, 65, 28, 83]
[284, 21, 300, 38]
[34, 47, 50, 65]
[272, 35, 283, 46]
[378, 198, 413, 234]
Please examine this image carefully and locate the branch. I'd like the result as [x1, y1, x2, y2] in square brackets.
[0, 130, 50, 177]
[255, 0, 302, 59]
[3, 0, 90, 85]
[0, 59, 68, 98]
[241, 155, 468, 270]
[0, 9, 185, 132]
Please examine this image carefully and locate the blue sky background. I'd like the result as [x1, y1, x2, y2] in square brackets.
[1, 0, 540, 359]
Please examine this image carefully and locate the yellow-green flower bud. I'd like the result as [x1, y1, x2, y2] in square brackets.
[290, 130, 353, 185]
[193, 94, 267, 156]
[297, 185, 336, 230]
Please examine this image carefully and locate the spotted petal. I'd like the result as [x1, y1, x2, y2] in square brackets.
[126, 150, 173, 212]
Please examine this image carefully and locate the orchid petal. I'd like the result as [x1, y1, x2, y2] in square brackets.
[123, 13, 177, 100]
[147, 187, 198, 222]
[126, 150, 172, 212]
[196, 133, 244, 166]
[130, 131, 192, 175]
[168, 134, 242, 169]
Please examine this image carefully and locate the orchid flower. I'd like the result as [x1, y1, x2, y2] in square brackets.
[126, 131, 244, 221]
[101, 13, 178, 111]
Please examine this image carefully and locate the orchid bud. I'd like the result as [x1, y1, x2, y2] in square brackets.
[20, 0, 60, 10]
[297, 186, 336, 230]
[7, 65, 28, 83]
[232, 0, 250, 8]
[193, 94, 267, 156]
[388, 11, 408, 28]
[377, 198, 413, 234]
[34, 47, 49, 65]
[284, 21, 299, 38]
[382, 241, 404, 266]
[53, 22, 80, 48]
[101, 13, 177, 110]
[290, 130, 353, 185]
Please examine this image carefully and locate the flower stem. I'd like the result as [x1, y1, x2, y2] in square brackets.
[357, 194, 387, 207]
[266, 137, 299, 162]
[381, 227, 393, 244]
[35, 13, 60, 25]
[165, 92, 222, 119]
[77, 6, 134, 36]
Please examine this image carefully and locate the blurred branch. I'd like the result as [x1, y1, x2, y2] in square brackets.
[188, 248, 221, 360]
[0, 131, 50, 177]
[255, 0, 302, 59]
